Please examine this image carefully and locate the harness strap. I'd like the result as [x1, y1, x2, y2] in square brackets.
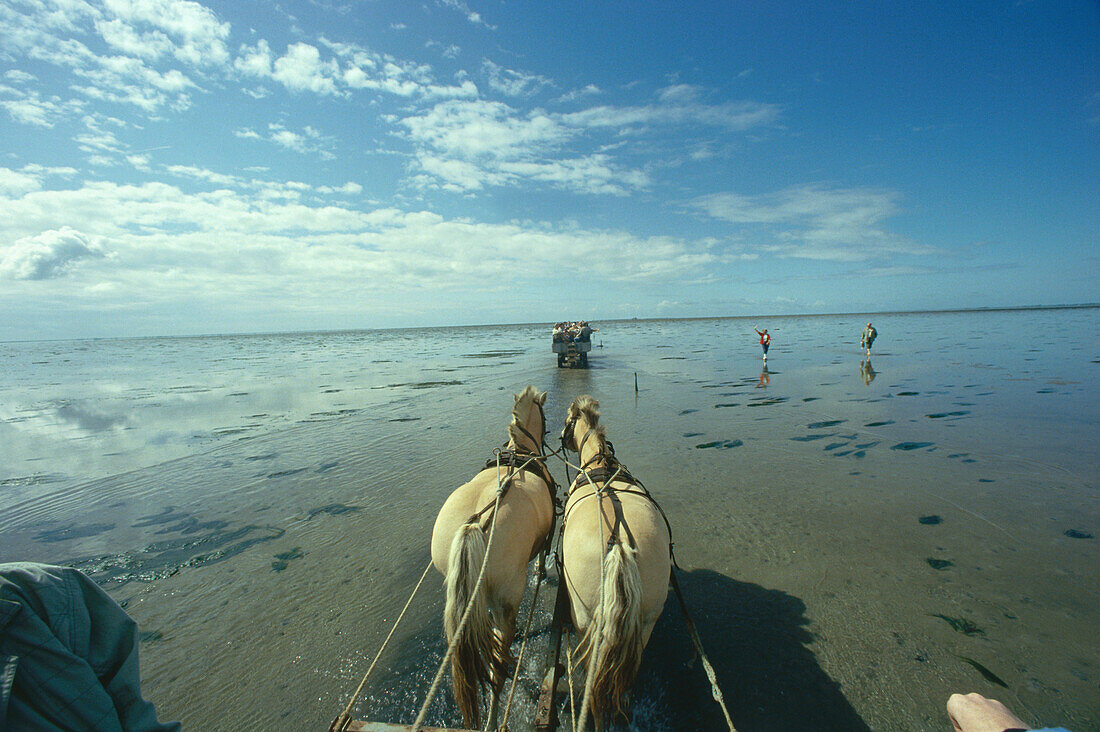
[562, 461, 679, 568]
[468, 446, 561, 563]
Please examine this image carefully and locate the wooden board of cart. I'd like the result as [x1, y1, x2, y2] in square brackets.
[339, 722, 476, 731]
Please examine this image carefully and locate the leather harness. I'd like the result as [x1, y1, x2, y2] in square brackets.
[560, 419, 676, 563]
[465, 400, 562, 562]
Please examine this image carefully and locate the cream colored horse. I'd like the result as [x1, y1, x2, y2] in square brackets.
[429, 385, 556, 729]
[560, 395, 671, 728]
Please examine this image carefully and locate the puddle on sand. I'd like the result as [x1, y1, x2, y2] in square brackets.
[67, 524, 286, 586]
[34, 522, 116, 542]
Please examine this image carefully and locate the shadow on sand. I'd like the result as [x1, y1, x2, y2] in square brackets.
[347, 568, 868, 731]
[631, 567, 870, 731]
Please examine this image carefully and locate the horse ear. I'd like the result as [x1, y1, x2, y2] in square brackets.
[536, 389, 547, 406]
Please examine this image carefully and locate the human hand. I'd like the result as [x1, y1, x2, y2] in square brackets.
[947, 693, 1029, 732]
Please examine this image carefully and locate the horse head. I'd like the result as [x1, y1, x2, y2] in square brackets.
[561, 394, 604, 455]
[508, 385, 547, 455]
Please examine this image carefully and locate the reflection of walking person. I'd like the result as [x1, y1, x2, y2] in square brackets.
[861, 322, 877, 357]
[758, 365, 770, 388]
[755, 327, 770, 361]
[860, 358, 876, 386]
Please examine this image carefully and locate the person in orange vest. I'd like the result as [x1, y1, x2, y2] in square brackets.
[754, 327, 771, 361]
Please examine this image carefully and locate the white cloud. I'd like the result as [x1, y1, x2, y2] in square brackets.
[0, 167, 44, 196]
[235, 39, 273, 77]
[482, 59, 551, 97]
[556, 84, 600, 104]
[691, 185, 934, 261]
[272, 42, 339, 95]
[95, 17, 175, 60]
[234, 123, 335, 159]
[0, 92, 82, 127]
[399, 99, 569, 160]
[316, 182, 363, 195]
[165, 164, 243, 187]
[0, 180, 719, 309]
[0, 0, 220, 115]
[397, 83, 778, 194]
[4, 70, 37, 83]
[100, 0, 231, 66]
[399, 99, 650, 194]
[562, 98, 779, 131]
[437, 0, 494, 29]
[1, 226, 106, 280]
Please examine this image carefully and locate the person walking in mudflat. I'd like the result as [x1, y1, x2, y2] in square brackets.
[755, 327, 771, 361]
[861, 322, 877, 357]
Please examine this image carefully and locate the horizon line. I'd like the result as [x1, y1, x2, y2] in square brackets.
[3, 302, 1096, 345]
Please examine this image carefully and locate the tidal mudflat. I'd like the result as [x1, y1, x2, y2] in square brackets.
[0, 308, 1096, 730]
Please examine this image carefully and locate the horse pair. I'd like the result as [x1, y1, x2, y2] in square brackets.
[430, 386, 671, 731]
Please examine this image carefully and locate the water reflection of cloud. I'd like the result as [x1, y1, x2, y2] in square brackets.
[55, 401, 129, 432]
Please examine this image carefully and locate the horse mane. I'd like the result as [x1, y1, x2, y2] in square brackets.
[568, 395, 607, 450]
[507, 385, 547, 448]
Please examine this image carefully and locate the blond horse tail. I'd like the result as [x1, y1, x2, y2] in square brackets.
[444, 522, 494, 728]
[588, 542, 644, 725]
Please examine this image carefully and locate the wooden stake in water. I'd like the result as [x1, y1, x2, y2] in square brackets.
[634, 372, 638, 392]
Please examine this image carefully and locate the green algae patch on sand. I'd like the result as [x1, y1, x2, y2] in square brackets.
[695, 439, 743, 450]
[790, 433, 832, 442]
[272, 546, 305, 572]
[956, 655, 1008, 688]
[931, 614, 985, 636]
[307, 503, 363, 520]
[808, 419, 846, 429]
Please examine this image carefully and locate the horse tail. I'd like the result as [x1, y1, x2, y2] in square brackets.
[587, 541, 644, 725]
[444, 522, 494, 729]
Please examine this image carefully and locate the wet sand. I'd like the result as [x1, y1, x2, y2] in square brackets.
[0, 308, 1096, 730]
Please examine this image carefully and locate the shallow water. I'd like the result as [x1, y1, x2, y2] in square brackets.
[0, 308, 1097, 730]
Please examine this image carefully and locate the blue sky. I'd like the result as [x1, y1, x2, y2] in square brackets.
[1, 0, 1097, 339]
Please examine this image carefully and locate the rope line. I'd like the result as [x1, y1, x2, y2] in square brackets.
[331, 559, 435, 732]
[670, 570, 737, 731]
[498, 570, 544, 728]
[566, 631, 577, 732]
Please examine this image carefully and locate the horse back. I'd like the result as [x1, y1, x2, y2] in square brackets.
[562, 481, 671, 622]
[431, 468, 554, 577]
